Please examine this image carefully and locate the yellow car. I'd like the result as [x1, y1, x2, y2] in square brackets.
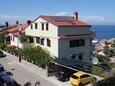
[69, 72, 96, 86]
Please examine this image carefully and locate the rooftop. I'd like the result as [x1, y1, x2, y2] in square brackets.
[40, 15, 90, 27]
[5, 24, 28, 36]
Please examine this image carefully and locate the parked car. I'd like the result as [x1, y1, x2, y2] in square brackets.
[69, 72, 96, 86]
[0, 64, 5, 72]
[0, 71, 16, 86]
[55, 66, 76, 82]
[0, 50, 6, 58]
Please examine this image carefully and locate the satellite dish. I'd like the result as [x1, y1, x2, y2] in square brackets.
[92, 57, 99, 65]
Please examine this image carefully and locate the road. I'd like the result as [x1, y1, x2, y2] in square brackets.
[0, 57, 57, 86]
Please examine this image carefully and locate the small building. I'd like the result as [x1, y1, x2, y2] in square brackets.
[5, 22, 28, 48]
[25, 12, 95, 64]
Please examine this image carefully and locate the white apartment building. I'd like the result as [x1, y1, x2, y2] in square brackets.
[25, 12, 95, 64]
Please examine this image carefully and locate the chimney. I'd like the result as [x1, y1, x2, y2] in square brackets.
[16, 21, 19, 25]
[27, 20, 31, 25]
[5, 21, 9, 27]
[73, 11, 78, 20]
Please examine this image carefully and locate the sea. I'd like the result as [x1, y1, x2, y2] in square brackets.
[91, 25, 115, 40]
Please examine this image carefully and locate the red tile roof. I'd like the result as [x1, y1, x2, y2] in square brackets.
[39, 16, 90, 27]
[5, 24, 28, 36]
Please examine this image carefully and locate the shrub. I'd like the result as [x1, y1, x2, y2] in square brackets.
[91, 66, 109, 78]
[19, 35, 28, 43]
[4, 46, 15, 52]
[103, 45, 110, 56]
[0, 43, 6, 49]
[108, 62, 115, 68]
[95, 54, 111, 63]
[22, 46, 54, 68]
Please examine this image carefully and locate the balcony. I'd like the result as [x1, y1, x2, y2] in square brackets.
[89, 30, 95, 38]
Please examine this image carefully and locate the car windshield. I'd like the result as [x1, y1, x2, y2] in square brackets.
[71, 75, 79, 79]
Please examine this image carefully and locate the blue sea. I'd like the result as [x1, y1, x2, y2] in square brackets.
[91, 25, 115, 40]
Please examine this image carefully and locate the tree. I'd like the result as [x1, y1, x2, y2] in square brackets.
[0, 32, 9, 49]
[95, 54, 111, 63]
[110, 44, 115, 51]
[19, 35, 28, 43]
[103, 46, 110, 56]
[112, 39, 115, 43]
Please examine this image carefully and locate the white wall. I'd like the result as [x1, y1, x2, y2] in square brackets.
[10, 34, 23, 48]
[34, 38, 59, 58]
[25, 18, 58, 38]
[25, 17, 59, 57]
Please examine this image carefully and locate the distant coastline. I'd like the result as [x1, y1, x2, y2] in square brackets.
[91, 25, 115, 40]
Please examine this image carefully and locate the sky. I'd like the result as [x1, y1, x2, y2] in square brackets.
[0, 0, 115, 25]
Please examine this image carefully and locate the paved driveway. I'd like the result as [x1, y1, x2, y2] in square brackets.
[0, 57, 57, 86]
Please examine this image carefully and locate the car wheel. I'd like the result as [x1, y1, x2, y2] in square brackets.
[79, 83, 83, 86]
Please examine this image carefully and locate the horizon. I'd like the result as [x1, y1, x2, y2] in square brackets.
[0, 0, 115, 25]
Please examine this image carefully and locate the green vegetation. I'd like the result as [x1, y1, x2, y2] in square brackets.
[0, 33, 6, 49]
[95, 54, 111, 63]
[91, 66, 109, 78]
[103, 45, 110, 56]
[3, 46, 15, 52]
[19, 35, 28, 43]
[22, 46, 54, 68]
[93, 71, 115, 86]
[0, 32, 9, 49]
[92, 54, 111, 77]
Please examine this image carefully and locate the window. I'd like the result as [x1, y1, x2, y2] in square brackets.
[31, 24, 33, 29]
[13, 36, 14, 41]
[70, 39, 85, 48]
[29, 37, 34, 43]
[35, 23, 38, 29]
[47, 39, 51, 47]
[71, 75, 79, 79]
[41, 38, 44, 45]
[41, 23, 44, 30]
[46, 23, 49, 31]
[78, 53, 83, 60]
[36, 37, 40, 44]
[71, 54, 77, 59]
[80, 74, 90, 79]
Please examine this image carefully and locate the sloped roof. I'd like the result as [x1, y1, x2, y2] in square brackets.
[5, 24, 28, 36]
[39, 16, 90, 27]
